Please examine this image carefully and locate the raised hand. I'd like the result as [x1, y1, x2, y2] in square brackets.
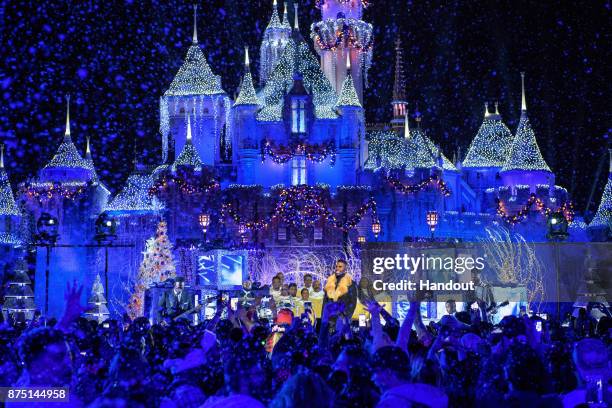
[57, 279, 89, 332]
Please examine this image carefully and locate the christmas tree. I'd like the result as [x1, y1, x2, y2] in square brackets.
[127, 220, 176, 319]
[84, 274, 109, 323]
[2, 258, 35, 323]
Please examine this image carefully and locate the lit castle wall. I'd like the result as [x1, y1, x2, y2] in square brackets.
[0, 0, 607, 317]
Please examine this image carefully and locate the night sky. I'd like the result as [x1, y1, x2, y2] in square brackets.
[0, 0, 610, 216]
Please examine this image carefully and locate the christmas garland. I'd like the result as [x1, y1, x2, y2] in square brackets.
[496, 194, 575, 225]
[22, 182, 87, 201]
[315, 0, 370, 9]
[386, 175, 452, 197]
[221, 185, 378, 232]
[261, 140, 336, 165]
[149, 174, 219, 196]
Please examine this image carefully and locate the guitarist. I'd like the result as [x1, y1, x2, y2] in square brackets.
[468, 269, 496, 323]
[158, 277, 200, 323]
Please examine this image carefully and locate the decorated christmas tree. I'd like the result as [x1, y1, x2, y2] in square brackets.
[84, 274, 109, 323]
[2, 258, 36, 323]
[127, 220, 176, 319]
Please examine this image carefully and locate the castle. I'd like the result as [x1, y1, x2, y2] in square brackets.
[0, 0, 609, 317]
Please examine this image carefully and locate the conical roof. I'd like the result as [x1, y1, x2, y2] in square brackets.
[0, 145, 20, 216]
[164, 4, 224, 96]
[234, 49, 260, 106]
[265, 0, 284, 30]
[364, 129, 408, 170]
[502, 74, 551, 173]
[406, 121, 456, 171]
[173, 115, 203, 170]
[501, 113, 551, 172]
[165, 44, 225, 96]
[589, 150, 612, 229]
[41, 97, 92, 181]
[258, 37, 337, 121]
[106, 168, 164, 214]
[336, 74, 362, 108]
[463, 104, 513, 168]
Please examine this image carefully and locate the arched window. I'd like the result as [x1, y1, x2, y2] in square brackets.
[291, 156, 306, 185]
[292, 99, 306, 134]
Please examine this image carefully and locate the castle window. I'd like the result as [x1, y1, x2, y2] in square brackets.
[291, 156, 306, 185]
[291, 99, 306, 134]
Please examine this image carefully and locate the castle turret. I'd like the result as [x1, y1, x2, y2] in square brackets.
[173, 113, 203, 172]
[160, 5, 228, 166]
[234, 48, 261, 182]
[336, 55, 363, 185]
[259, 0, 292, 86]
[311, 0, 373, 103]
[500, 73, 553, 191]
[391, 37, 408, 131]
[39, 95, 93, 184]
[462, 102, 514, 202]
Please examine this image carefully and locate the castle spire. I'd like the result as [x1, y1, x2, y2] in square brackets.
[521, 72, 527, 112]
[484, 102, 490, 117]
[266, 0, 283, 29]
[65, 94, 71, 139]
[86, 135, 92, 158]
[186, 113, 193, 143]
[392, 37, 406, 103]
[391, 36, 407, 129]
[0, 144, 4, 169]
[192, 4, 198, 44]
[235, 47, 260, 106]
[172, 110, 203, 171]
[495, 101, 499, 115]
[403, 112, 410, 140]
[282, 2, 291, 28]
[294, 3, 299, 30]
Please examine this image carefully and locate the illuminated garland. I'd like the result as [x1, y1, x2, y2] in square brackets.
[221, 185, 377, 232]
[496, 194, 574, 225]
[315, 0, 370, 9]
[386, 175, 452, 197]
[261, 140, 336, 165]
[21, 182, 87, 201]
[150, 174, 219, 196]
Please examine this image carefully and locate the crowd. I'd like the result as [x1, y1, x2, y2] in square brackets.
[0, 274, 610, 408]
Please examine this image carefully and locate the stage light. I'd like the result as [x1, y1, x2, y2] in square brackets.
[547, 211, 569, 241]
[357, 235, 366, 243]
[36, 213, 59, 244]
[95, 213, 117, 243]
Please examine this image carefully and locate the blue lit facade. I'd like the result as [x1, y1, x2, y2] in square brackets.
[0, 0, 607, 316]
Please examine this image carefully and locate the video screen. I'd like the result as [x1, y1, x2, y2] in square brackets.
[218, 254, 245, 290]
[197, 254, 217, 287]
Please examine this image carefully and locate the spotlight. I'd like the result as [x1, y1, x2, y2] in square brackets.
[36, 213, 59, 244]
